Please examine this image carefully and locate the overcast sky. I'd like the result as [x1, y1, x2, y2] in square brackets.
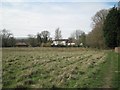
[0, 0, 118, 39]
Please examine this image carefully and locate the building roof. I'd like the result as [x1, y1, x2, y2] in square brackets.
[15, 42, 28, 46]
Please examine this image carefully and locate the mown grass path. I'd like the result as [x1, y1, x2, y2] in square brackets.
[101, 51, 119, 88]
[102, 52, 115, 88]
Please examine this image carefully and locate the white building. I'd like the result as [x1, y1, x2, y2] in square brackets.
[51, 39, 68, 46]
[51, 39, 76, 46]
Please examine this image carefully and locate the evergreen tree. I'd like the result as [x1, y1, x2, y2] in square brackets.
[103, 7, 120, 48]
[117, 8, 120, 46]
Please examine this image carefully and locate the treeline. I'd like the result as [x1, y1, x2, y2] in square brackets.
[86, 6, 120, 49]
[0, 29, 52, 47]
[0, 6, 120, 49]
[0, 29, 16, 47]
[0, 28, 86, 47]
[27, 31, 52, 47]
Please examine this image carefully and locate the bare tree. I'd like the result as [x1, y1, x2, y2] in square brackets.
[55, 28, 62, 40]
[41, 31, 50, 43]
[28, 34, 37, 47]
[1, 29, 15, 47]
[92, 9, 109, 27]
[36, 33, 42, 46]
[70, 30, 85, 46]
[86, 9, 108, 48]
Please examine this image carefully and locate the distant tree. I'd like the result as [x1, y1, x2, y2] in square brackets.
[55, 28, 62, 40]
[0, 33, 2, 47]
[41, 31, 50, 43]
[103, 7, 120, 48]
[36, 33, 42, 46]
[0, 29, 15, 47]
[71, 30, 85, 46]
[28, 34, 37, 47]
[79, 32, 86, 46]
[8, 37, 16, 47]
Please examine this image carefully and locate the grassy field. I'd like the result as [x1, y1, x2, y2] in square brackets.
[0, 48, 2, 90]
[2, 47, 119, 88]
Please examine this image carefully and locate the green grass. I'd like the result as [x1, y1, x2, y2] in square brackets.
[2, 47, 119, 88]
[109, 52, 119, 88]
[0, 48, 2, 90]
[83, 51, 119, 88]
[119, 53, 120, 89]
